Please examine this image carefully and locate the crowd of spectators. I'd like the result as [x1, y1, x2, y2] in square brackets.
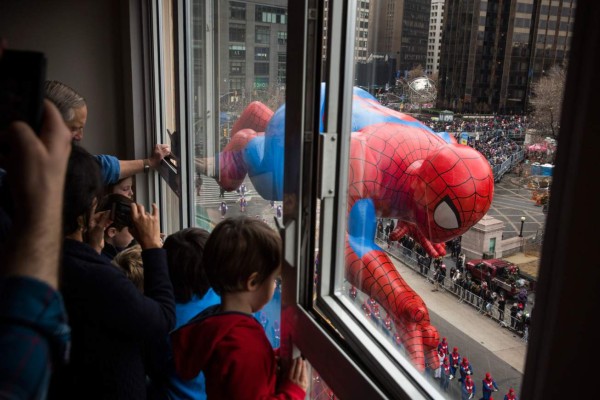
[419, 115, 526, 169]
[426, 115, 527, 138]
[469, 132, 522, 166]
[369, 223, 527, 397]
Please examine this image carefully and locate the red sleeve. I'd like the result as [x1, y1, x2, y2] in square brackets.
[208, 328, 305, 400]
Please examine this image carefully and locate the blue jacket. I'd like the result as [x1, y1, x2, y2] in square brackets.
[166, 290, 221, 400]
[482, 378, 499, 399]
[461, 380, 476, 400]
[460, 362, 473, 378]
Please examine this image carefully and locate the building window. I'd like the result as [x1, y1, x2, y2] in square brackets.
[229, 77, 243, 90]
[278, 52, 286, 83]
[230, 61, 245, 75]
[254, 62, 269, 75]
[255, 5, 287, 24]
[229, 23, 246, 42]
[255, 47, 270, 61]
[230, 1, 246, 20]
[277, 31, 288, 45]
[255, 25, 271, 44]
[229, 44, 246, 59]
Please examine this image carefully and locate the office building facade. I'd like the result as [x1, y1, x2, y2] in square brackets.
[426, 0, 445, 75]
[437, 0, 576, 114]
[218, 0, 288, 102]
[368, 0, 431, 76]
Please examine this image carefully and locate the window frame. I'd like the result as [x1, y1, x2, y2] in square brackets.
[152, 0, 189, 232]
[281, 1, 443, 398]
[137, 0, 597, 398]
[255, 24, 271, 44]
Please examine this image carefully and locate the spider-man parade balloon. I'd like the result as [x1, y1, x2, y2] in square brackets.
[217, 85, 494, 371]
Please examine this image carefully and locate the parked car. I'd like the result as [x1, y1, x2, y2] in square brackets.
[465, 258, 520, 298]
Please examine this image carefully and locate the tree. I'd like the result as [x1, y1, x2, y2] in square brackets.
[407, 64, 425, 80]
[529, 65, 567, 141]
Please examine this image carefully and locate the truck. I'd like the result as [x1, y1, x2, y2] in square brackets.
[465, 258, 520, 298]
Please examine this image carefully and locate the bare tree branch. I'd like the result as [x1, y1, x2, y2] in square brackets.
[529, 65, 567, 142]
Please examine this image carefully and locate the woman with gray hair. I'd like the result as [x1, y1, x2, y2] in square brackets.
[44, 80, 170, 184]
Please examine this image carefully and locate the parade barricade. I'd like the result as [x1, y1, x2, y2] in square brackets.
[373, 233, 525, 337]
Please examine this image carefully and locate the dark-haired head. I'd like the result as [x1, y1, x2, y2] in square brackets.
[163, 227, 211, 303]
[202, 216, 281, 296]
[63, 146, 102, 235]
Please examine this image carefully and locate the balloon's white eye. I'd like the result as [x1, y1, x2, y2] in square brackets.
[434, 196, 460, 229]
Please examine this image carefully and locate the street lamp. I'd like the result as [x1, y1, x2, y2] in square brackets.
[519, 216, 526, 237]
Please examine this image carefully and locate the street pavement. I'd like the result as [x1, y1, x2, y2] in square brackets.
[392, 255, 526, 396]
[195, 175, 282, 230]
[487, 173, 546, 239]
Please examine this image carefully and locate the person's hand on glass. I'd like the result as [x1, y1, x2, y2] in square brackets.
[288, 357, 308, 392]
[148, 144, 171, 169]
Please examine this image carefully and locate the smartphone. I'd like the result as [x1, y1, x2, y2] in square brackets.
[110, 200, 133, 228]
[0, 49, 47, 133]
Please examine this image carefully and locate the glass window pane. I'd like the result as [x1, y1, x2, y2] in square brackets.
[317, 0, 539, 397]
[254, 62, 269, 75]
[230, 1, 246, 20]
[255, 25, 271, 44]
[255, 46, 270, 60]
[229, 23, 246, 42]
[159, 0, 181, 233]
[189, 0, 287, 325]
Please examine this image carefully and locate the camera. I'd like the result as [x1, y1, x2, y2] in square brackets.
[110, 199, 133, 229]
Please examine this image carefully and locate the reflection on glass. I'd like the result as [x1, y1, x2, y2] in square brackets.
[337, 80, 494, 375]
[190, 0, 288, 346]
[310, 367, 338, 400]
[160, 0, 181, 233]
[191, 0, 287, 231]
[326, 1, 539, 398]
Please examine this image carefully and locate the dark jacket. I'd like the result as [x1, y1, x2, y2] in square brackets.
[100, 242, 121, 261]
[50, 239, 175, 399]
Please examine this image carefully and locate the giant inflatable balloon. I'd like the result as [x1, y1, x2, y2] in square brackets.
[218, 85, 494, 371]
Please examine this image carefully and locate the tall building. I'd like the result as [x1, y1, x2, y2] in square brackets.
[218, 0, 288, 101]
[323, 0, 372, 63]
[437, 0, 576, 114]
[426, 0, 445, 75]
[355, 0, 372, 62]
[368, 0, 432, 76]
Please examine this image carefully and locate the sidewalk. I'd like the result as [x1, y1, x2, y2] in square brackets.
[388, 252, 528, 373]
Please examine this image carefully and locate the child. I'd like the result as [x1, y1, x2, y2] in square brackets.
[112, 244, 144, 293]
[106, 176, 134, 199]
[97, 193, 134, 260]
[171, 216, 307, 399]
[161, 227, 221, 400]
